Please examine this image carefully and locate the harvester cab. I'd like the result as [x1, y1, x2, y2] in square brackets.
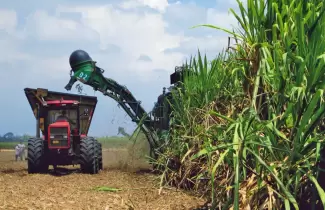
[24, 88, 103, 174]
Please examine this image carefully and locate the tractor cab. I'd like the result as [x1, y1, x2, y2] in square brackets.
[45, 99, 82, 149]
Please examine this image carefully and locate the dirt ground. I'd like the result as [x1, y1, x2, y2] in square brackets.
[0, 149, 206, 210]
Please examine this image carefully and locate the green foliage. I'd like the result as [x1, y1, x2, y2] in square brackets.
[0, 133, 31, 149]
[97, 136, 131, 149]
[0, 132, 31, 142]
[0, 136, 133, 150]
[92, 186, 122, 192]
[0, 142, 21, 149]
[154, 0, 325, 209]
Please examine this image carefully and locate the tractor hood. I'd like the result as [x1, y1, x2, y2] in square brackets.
[24, 87, 98, 136]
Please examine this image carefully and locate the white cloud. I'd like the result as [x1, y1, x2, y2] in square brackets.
[164, 1, 207, 25]
[120, 0, 169, 13]
[23, 10, 98, 42]
[63, 5, 183, 51]
[206, 8, 238, 30]
[138, 0, 169, 12]
[0, 40, 32, 63]
[0, 2, 237, 83]
[0, 9, 17, 33]
[8, 2, 237, 83]
[29, 56, 71, 77]
[215, 0, 243, 14]
[175, 35, 229, 53]
[216, 0, 238, 7]
[51, 4, 186, 79]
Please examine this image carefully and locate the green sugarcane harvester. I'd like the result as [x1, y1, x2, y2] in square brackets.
[65, 50, 188, 158]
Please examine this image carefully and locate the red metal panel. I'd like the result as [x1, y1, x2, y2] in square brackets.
[47, 122, 71, 149]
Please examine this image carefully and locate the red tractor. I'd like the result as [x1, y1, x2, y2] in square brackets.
[24, 87, 103, 174]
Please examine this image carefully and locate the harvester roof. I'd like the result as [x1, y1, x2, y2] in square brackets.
[24, 87, 98, 135]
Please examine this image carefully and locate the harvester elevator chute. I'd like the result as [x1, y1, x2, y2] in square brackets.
[65, 50, 162, 157]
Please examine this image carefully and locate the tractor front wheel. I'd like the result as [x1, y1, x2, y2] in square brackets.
[79, 137, 99, 174]
[27, 137, 48, 174]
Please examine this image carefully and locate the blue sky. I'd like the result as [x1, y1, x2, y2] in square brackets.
[0, 0, 240, 137]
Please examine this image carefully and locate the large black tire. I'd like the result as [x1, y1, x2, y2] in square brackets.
[79, 137, 99, 174]
[96, 142, 103, 170]
[27, 137, 48, 174]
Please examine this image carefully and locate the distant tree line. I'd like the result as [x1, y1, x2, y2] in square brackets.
[0, 132, 32, 142]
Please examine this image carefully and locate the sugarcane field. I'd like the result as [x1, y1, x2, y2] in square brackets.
[2, 0, 325, 210]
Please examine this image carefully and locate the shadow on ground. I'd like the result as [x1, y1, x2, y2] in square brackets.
[0, 166, 79, 176]
[0, 165, 154, 177]
[49, 167, 80, 176]
[49, 167, 155, 176]
[0, 168, 26, 174]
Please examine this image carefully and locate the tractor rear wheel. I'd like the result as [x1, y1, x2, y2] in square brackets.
[79, 137, 99, 174]
[27, 137, 48, 174]
[96, 142, 103, 170]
